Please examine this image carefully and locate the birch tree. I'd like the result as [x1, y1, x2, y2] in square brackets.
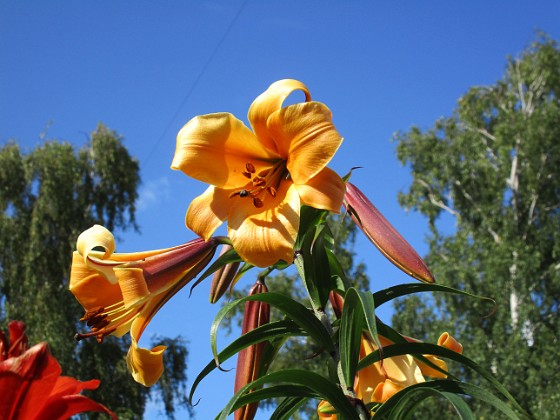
[392, 36, 560, 418]
[0, 125, 190, 418]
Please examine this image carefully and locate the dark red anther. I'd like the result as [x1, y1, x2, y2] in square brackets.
[266, 186, 277, 197]
[245, 162, 256, 173]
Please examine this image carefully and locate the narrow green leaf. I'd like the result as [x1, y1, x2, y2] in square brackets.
[374, 380, 524, 419]
[191, 246, 246, 293]
[295, 225, 334, 309]
[210, 292, 334, 368]
[326, 248, 350, 290]
[441, 392, 475, 420]
[190, 320, 303, 403]
[372, 283, 495, 310]
[387, 387, 474, 420]
[227, 385, 315, 413]
[217, 369, 359, 420]
[271, 396, 309, 420]
[339, 288, 379, 386]
[295, 205, 328, 249]
[378, 387, 475, 420]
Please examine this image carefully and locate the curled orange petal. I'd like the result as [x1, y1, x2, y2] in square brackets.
[438, 332, 463, 354]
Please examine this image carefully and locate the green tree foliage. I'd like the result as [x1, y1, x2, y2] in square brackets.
[391, 35, 560, 418]
[0, 124, 189, 418]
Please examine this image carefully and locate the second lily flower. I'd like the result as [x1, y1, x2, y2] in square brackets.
[69, 225, 218, 386]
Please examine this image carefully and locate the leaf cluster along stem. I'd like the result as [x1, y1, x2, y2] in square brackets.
[294, 253, 369, 420]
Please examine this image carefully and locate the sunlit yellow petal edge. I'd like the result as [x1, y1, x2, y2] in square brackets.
[126, 339, 167, 387]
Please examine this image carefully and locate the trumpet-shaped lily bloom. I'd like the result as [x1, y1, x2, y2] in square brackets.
[70, 225, 217, 386]
[172, 79, 346, 267]
[0, 321, 115, 419]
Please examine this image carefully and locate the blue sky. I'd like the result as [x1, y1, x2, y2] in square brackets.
[1, 1, 559, 418]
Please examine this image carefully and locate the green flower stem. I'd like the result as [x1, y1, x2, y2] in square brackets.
[215, 236, 233, 246]
[257, 266, 274, 282]
[294, 252, 369, 420]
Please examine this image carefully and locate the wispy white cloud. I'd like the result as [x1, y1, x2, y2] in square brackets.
[137, 177, 171, 212]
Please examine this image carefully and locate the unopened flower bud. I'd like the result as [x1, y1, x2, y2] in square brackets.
[344, 182, 435, 283]
[234, 280, 270, 420]
[210, 245, 241, 303]
[329, 291, 344, 319]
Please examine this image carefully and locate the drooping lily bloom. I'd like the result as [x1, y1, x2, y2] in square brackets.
[70, 225, 217, 386]
[172, 79, 346, 267]
[0, 321, 115, 419]
[344, 182, 435, 283]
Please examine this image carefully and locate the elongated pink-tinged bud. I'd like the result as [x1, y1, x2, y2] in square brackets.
[329, 291, 344, 319]
[344, 183, 435, 283]
[234, 280, 270, 420]
[210, 245, 241, 303]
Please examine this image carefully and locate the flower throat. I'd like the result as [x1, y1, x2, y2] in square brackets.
[229, 160, 289, 208]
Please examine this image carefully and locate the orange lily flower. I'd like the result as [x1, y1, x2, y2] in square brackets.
[0, 321, 116, 419]
[70, 225, 217, 386]
[316, 327, 464, 418]
[172, 79, 346, 267]
[355, 333, 425, 406]
[316, 333, 424, 420]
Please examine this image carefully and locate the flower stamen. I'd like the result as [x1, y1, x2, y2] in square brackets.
[229, 160, 288, 207]
[75, 301, 146, 343]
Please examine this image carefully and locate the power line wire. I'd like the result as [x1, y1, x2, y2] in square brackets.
[143, 0, 249, 167]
